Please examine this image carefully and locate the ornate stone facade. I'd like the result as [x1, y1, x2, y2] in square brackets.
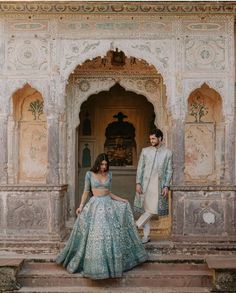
[0, 1, 235, 251]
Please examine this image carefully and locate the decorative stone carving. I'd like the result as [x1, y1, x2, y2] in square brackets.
[172, 190, 235, 237]
[60, 39, 173, 106]
[185, 38, 226, 71]
[62, 40, 104, 75]
[78, 80, 90, 92]
[70, 76, 162, 128]
[7, 197, 48, 230]
[7, 38, 49, 72]
[6, 20, 49, 33]
[57, 16, 173, 39]
[181, 18, 227, 35]
[0, 185, 67, 247]
[0, 267, 21, 291]
[0, 2, 235, 15]
[144, 79, 159, 93]
[214, 271, 236, 292]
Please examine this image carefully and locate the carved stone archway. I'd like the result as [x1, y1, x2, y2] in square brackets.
[65, 52, 169, 218]
[59, 40, 173, 115]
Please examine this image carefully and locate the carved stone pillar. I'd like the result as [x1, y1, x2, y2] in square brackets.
[0, 115, 8, 184]
[171, 119, 185, 185]
[59, 115, 67, 185]
[225, 119, 235, 184]
[46, 115, 60, 184]
[7, 115, 15, 184]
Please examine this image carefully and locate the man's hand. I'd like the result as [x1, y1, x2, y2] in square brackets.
[136, 183, 143, 194]
[162, 186, 169, 197]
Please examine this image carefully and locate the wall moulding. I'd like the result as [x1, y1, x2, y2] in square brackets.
[0, 2, 236, 15]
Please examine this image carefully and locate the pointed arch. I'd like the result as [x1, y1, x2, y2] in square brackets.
[8, 83, 48, 184]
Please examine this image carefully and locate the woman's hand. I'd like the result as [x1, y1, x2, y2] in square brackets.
[76, 205, 83, 215]
[162, 186, 169, 197]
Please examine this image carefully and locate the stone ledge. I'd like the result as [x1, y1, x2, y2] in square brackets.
[206, 256, 236, 292]
[0, 184, 68, 192]
[206, 256, 236, 269]
[171, 185, 236, 191]
[0, 258, 24, 268]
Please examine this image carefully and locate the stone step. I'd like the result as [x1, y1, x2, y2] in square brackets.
[18, 286, 211, 293]
[17, 262, 213, 288]
[3, 238, 236, 255]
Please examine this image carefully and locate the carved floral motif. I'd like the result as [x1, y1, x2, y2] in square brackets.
[7, 39, 49, 72]
[28, 99, 44, 120]
[185, 38, 226, 71]
[189, 95, 208, 122]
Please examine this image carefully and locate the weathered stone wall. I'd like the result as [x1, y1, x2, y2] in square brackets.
[0, 2, 234, 246]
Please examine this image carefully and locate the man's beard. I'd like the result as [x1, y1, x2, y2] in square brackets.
[152, 142, 159, 147]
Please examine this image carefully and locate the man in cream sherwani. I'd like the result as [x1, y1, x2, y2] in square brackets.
[136, 128, 173, 244]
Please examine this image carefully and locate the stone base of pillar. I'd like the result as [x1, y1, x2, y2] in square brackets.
[171, 186, 236, 242]
[0, 185, 68, 254]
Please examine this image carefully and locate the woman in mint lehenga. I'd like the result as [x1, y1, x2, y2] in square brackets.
[56, 153, 148, 280]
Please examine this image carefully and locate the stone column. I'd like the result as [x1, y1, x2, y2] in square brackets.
[224, 118, 235, 184]
[59, 115, 67, 185]
[0, 114, 8, 184]
[46, 115, 60, 184]
[171, 119, 185, 185]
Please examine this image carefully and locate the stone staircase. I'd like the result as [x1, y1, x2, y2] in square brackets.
[14, 257, 213, 293]
[3, 239, 236, 292]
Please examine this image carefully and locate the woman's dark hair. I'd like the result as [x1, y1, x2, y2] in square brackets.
[149, 128, 163, 141]
[90, 153, 110, 173]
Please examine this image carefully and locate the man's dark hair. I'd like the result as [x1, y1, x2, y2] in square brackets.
[149, 128, 163, 141]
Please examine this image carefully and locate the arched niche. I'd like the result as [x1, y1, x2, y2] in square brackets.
[8, 84, 48, 184]
[184, 83, 224, 183]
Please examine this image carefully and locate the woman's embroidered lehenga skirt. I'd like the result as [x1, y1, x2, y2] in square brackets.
[56, 195, 148, 279]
